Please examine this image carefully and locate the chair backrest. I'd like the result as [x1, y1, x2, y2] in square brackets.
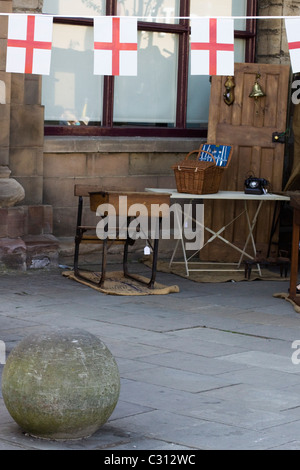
[199, 144, 233, 168]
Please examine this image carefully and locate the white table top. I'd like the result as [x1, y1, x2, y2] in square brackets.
[145, 188, 290, 202]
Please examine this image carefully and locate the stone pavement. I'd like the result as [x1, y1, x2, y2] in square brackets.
[1, 261, 300, 451]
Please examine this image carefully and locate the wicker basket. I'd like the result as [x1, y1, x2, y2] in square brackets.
[172, 146, 232, 195]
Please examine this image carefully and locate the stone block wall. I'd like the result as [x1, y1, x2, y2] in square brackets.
[43, 137, 201, 238]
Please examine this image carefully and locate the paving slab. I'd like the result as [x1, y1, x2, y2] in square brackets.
[0, 264, 300, 451]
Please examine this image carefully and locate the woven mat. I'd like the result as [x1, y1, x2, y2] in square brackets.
[142, 258, 289, 283]
[62, 270, 180, 296]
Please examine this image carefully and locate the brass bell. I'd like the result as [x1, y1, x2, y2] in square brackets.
[249, 74, 266, 100]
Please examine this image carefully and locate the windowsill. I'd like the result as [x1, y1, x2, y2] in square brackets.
[44, 136, 205, 154]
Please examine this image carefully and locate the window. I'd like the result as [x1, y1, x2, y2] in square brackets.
[42, 0, 257, 137]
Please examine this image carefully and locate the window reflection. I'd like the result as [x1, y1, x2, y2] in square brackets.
[42, 24, 103, 125]
[190, 0, 232, 17]
[42, 0, 252, 131]
[43, 0, 105, 16]
[114, 31, 178, 126]
[117, 0, 180, 24]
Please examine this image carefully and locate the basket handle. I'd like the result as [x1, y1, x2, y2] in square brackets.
[177, 150, 216, 173]
[197, 150, 216, 164]
[185, 149, 216, 164]
[181, 149, 216, 172]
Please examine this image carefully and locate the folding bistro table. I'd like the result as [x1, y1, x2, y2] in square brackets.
[146, 188, 290, 276]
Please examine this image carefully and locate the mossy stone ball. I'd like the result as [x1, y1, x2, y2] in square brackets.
[1, 328, 120, 440]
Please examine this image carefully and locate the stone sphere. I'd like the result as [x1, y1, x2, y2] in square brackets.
[1, 328, 120, 440]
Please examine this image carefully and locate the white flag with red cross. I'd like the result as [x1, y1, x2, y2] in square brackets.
[285, 18, 300, 73]
[94, 16, 138, 76]
[191, 18, 234, 76]
[6, 15, 53, 75]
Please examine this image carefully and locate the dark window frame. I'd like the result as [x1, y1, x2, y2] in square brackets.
[44, 0, 257, 138]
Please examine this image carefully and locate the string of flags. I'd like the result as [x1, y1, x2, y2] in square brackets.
[5, 14, 300, 77]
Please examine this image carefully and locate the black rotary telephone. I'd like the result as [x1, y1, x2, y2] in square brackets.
[244, 176, 270, 195]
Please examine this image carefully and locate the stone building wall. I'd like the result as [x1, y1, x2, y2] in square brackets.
[43, 138, 199, 238]
[1, 0, 298, 268]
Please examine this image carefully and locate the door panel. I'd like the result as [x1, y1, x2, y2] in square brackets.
[201, 63, 290, 262]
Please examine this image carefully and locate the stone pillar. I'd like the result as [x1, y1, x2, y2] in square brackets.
[256, 0, 296, 65]
[9, 74, 44, 204]
[0, 0, 59, 271]
[0, 0, 25, 208]
[0, 4, 10, 168]
[9, 0, 44, 204]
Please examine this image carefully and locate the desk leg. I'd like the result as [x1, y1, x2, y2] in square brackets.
[74, 196, 83, 277]
[169, 200, 258, 274]
[123, 217, 160, 289]
[147, 217, 161, 288]
[237, 200, 263, 275]
[289, 212, 300, 301]
[169, 203, 189, 276]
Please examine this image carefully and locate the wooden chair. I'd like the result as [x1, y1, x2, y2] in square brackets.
[73, 185, 170, 289]
[73, 185, 124, 287]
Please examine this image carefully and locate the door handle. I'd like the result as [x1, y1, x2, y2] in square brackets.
[272, 131, 287, 143]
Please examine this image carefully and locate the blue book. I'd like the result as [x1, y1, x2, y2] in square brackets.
[199, 144, 232, 168]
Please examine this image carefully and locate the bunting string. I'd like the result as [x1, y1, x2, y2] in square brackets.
[1, 14, 300, 19]
[3, 14, 300, 76]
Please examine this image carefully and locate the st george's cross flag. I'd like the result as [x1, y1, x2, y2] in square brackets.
[191, 18, 234, 76]
[6, 15, 53, 75]
[285, 18, 300, 73]
[94, 16, 138, 76]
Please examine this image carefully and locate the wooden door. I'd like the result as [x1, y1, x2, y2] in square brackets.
[201, 62, 290, 262]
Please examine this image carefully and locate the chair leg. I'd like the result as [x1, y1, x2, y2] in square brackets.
[74, 233, 82, 277]
[123, 218, 160, 289]
[74, 196, 83, 277]
[98, 239, 107, 287]
[147, 238, 159, 288]
[123, 238, 130, 278]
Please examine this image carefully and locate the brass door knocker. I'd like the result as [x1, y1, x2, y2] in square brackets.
[223, 76, 235, 106]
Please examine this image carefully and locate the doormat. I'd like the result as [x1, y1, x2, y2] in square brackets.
[142, 258, 289, 283]
[273, 293, 300, 314]
[62, 270, 180, 296]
